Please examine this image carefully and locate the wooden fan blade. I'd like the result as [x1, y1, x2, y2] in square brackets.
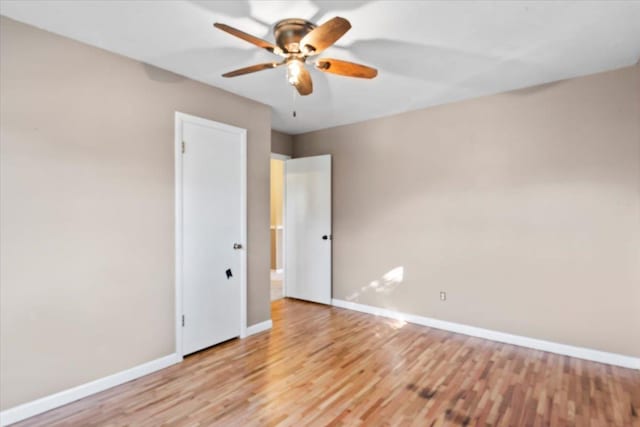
[214, 23, 282, 55]
[300, 17, 351, 55]
[316, 58, 378, 79]
[222, 62, 283, 78]
[293, 66, 313, 95]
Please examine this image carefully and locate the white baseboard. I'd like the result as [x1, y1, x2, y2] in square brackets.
[245, 319, 273, 336]
[332, 299, 639, 370]
[0, 353, 182, 427]
[1, 319, 271, 427]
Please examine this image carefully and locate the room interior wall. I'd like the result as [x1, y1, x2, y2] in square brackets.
[271, 130, 293, 156]
[270, 159, 285, 270]
[270, 159, 285, 228]
[293, 64, 640, 358]
[270, 131, 291, 271]
[0, 16, 272, 410]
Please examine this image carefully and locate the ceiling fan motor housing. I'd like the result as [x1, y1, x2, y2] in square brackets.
[274, 19, 316, 54]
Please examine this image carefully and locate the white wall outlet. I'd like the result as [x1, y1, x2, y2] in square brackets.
[440, 291, 446, 301]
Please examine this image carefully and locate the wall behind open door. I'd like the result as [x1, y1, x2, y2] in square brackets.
[270, 158, 286, 271]
[285, 155, 332, 305]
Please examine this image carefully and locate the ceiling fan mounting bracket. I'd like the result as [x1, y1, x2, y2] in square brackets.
[274, 18, 317, 54]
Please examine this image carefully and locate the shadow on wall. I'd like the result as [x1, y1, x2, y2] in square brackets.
[346, 266, 404, 302]
[142, 63, 187, 83]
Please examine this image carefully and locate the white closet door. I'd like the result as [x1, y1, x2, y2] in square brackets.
[179, 115, 245, 355]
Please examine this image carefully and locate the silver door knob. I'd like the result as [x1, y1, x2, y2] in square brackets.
[233, 243, 243, 250]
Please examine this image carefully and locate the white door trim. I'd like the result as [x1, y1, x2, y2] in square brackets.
[175, 111, 248, 357]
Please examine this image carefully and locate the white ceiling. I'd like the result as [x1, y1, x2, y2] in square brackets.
[2, 1, 640, 134]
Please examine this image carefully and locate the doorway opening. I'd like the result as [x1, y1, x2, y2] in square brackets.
[270, 153, 289, 301]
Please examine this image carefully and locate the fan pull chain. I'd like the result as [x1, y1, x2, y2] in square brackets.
[292, 87, 297, 118]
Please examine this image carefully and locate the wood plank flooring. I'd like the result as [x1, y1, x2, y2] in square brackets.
[13, 298, 640, 426]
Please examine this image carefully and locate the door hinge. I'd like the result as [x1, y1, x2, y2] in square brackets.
[181, 315, 185, 327]
[181, 141, 186, 154]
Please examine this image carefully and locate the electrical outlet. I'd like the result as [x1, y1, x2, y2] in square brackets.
[440, 291, 446, 301]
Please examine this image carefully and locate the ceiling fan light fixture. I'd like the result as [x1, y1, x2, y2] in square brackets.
[287, 58, 304, 85]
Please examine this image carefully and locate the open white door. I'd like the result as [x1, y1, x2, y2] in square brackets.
[284, 155, 332, 305]
[176, 113, 246, 356]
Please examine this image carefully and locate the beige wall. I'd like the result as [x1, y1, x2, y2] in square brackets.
[271, 130, 293, 156]
[294, 65, 640, 358]
[0, 17, 272, 409]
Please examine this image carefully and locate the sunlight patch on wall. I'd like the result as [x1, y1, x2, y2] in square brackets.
[346, 266, 405, 302]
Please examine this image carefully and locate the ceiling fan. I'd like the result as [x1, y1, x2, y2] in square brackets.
[214, 17, 378, 96]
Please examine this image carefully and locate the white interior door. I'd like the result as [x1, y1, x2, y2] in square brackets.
[285, 155, 332, 305]
[178, 113, 246, 356]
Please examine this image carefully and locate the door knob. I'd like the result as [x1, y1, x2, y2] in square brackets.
[322, 235, 331, 240]
[233, 243, 243, 250]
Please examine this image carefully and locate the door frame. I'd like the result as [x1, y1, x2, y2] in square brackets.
[271, 153, 290, 298]
[174, 111, 248, 357]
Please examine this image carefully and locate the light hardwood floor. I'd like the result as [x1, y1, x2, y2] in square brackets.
[13, 298, 640, 426]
